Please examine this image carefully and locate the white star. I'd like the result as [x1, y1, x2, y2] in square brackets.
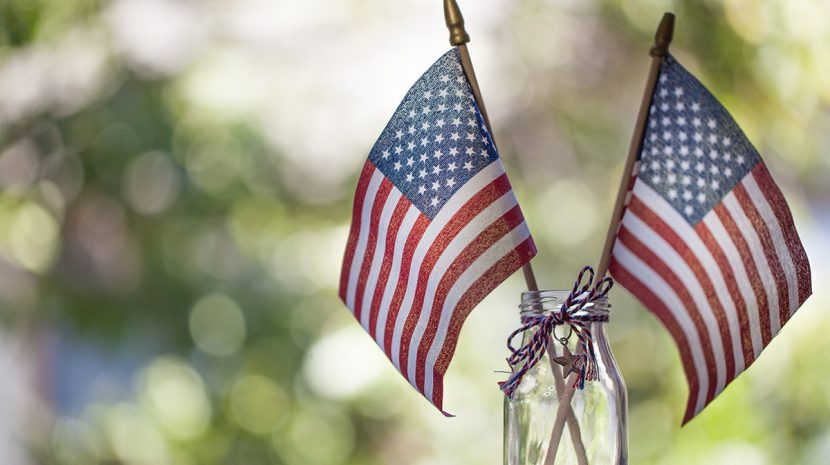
[683, 190, 692, 201]
[440, 75, 450, 83]
[408, 110, 417, 118]
[432, 165, 442, 175]
[408, 125, 416, 135]
[695, 162, 705, 172]
[724, 167, 733, 177]
[419, 153, 428, 163]
[661, 117, 671, 126]
[436, 119, 446, 129]
[660, 103, 670, 112]
[650, 133, 658, 142]
[480, 149, 489, 157]
[421, 122, 430, 131]
[466, 133, 475, 141]
[431, 181, 440, 191]
[423, 91, 432, 99]
[697, 192, 706, 203]
[405, 172, 414, 182]
[707, 119, 717, 129]
[678, 131, 688, 141]
[692, 102, 700, 112]
[446, 178, 456, 188]
[418, 185, 427, 195]
[696, 178, 705, 187]
[694, 147, 704, 157]
[682, 175, 691, 185]
[684, 205, 694, 215]
[675, 102, 685, 111]
[650, 160, 660, 170]
[667, 173, 677, 184]
[465, 147, 475, 156]
[660, 88, 669, 97]
[450, 132, 460, 141]
[736, 155, 745, 164]
[406, 157, 415, 167]
[668, 189, 678, 200]
[466, 118, 477, 127]
[453, 103, 464, 111]
[677, 117, 687, 127]
[709, 150, 718, 160]
[723, 152, 731, 162]
[723, 137, 732, 147]
[382, 149, 390, 159]
[463, 161, 474, 171]
[680, 146, 689, 156]
[651, 146, 660, 156]
[434, 149, 443, 159]
[451, 118, 462, 127]
[662, 131, 673, 141]
[651, 175, 661, 184]
[430, 197, 439, 206]
[480, 135, 488, 144]
[421, 137, 429, 147]
[395, 129, 403, 139]
[422, 106, 431, 115]
[680, 160, 690, 170]
[455, 75, 465, 84]
[447, 162, 457, 172]
[435, 134, 444, 143]
[439, 89, 449, 98]
[663, 146, 674, 155]
[418, 168, 427, 178]
[407, 141, 416, 151]
[449, 147, 459, 156]
[666, 159, 676, 169]
[711, 180, 720, 189]
[693, 117, 701, 127]
[694, 132, 703, 142]
[674, 87, 684, 97]
[393, 161, 402, 171]
[454, 89, 464, 98]
[708, 134, 718, 144]
[437, 103, 447, 112]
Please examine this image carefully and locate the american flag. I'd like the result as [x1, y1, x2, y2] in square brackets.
[610, 54, 812, 424]
[339, 49, 536, 414]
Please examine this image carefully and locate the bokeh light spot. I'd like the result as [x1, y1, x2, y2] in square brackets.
[189, 294, 247, 356]
[124, 151, 181, 215]
[142, 357, 211, 440]
[229, 374, 288, 434]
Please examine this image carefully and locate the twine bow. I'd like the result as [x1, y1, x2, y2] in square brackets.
[499, 266, 614, 398]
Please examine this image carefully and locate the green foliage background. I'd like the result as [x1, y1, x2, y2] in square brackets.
[0, 0, 828, 464]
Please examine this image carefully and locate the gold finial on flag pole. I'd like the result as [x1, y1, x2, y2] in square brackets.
[546, 12, 677, 465]
[443, 0, 470, 46]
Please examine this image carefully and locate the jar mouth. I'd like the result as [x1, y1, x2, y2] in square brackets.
[519, 289, 609, 318]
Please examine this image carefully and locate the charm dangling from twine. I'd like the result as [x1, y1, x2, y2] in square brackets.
[499, 266, 613, 398]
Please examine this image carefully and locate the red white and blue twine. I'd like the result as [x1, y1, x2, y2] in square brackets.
[499, 266, 613, 398]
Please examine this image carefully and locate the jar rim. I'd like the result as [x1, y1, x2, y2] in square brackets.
[519, 289, 609, 318]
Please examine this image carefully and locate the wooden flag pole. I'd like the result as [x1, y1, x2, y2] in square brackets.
[443, 2, 587, 463]
[544, 12, 676, 465]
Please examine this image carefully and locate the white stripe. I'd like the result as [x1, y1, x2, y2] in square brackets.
[723, 192, 781, 335]
[702, 213, 764, 357]
[613, 241, 709, 415]
[423, 221, 531, 400]
[345, 170, 385, 310]
[373, 205, 420, 346]
[389, 161, 507, 371]
[632, 182, 747, 371]
[744, 174, 800, 316]
[405, 190, 519, 383]
[622, 211, 727, 394]
[359, 188, 404, 329]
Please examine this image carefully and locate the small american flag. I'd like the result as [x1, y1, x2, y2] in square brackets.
[610, 54, 812, 424]
[339, 49, 536, 414]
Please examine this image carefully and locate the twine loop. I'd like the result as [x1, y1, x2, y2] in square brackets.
[499, 266, 613, 398]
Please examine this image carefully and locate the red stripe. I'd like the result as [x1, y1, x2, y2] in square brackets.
[732, 183, 790, 327]
[339, 161, 377, 300]
[352, 179, 394, 322]
[617, 225, 718, 406]
[628, 197, 738, 380]
[397, 174, 512, 377]
[414, 206, 526, 392]
[383, 215, 430, 355]
[367, 197, 412, 339]
[609, 256, 700, 425]
[751, 163, 812, 305]
[714, 204, 772, 345]
[694, 222, 756, 366]
[431, 237, 536, 413]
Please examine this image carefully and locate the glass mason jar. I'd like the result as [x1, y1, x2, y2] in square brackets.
[504, 290, 628, 465]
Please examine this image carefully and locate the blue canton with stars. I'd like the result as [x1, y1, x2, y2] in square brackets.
[638, 54, 762, 226]
[368, 49, 499, 219]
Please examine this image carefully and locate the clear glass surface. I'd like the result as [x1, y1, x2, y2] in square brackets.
[504, 291, 628, 465]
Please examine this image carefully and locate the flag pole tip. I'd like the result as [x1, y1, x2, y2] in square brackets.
[444, 0, 470, 46]
[651, 12, 675, 57]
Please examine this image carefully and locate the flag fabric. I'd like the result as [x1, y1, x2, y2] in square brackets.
[609, 54, 812, 424]
[339, 49, 536, 414]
